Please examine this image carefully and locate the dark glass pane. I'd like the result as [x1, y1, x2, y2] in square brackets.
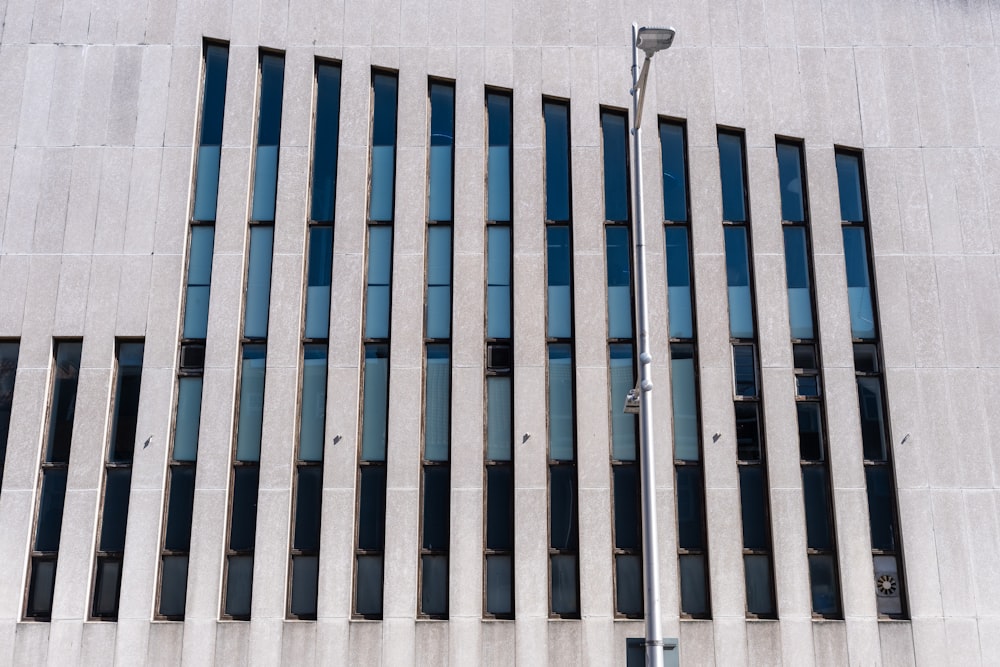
[158, 555, 189, 617]
[796, 376, 820, 396]
[601, 112, 629, 222]
[544, 101, 570, 222]
[609, 345, 636, 461]
[486, 376, 512, 461]
[734, 402, 762, 461]
[858, 376, 888, 461]
[744, 554, 775, 616]
[486, 465, 513, 550]
[776, 142, 805, 222]
[426, 227, 452, 340]
[679, 554, 709, 615]
[236, 345, 267, 462]
[550, 555, 578, 615]
[290, 555, 319, 618]
[304, 227, 334, 339]
[229, 466, 260, 551]
[311, 63, 341, 222]
[842, 227, 876, 340]
[99, 467, 132, 552]
[802, 466, 832, 550]
[808, 553, 840, 616]
[355, 554, 384, 615]
[739, 465, 768, 550]
[670, 344, 699, 461]
[835, 153, 864, 222]
[487, 226, 512, 339]
[365, 227, 393, 340]
[797, 402, 824, 460]
[718, 132, 746, 222]
[428, 83, 455, 222]
[424, 346, 451, 461]
[421, 466, 450, 550]
[370, 73, 398, 222]
[547, 345, 574, 461]
[0, 342, 20, 483]
[615, 554, 643, 615]
[183, 226, 215, 339]
[35, 468, 68, 552]
[794, 344, 818, 370]
[486, 92, 512, 222]
[606, 227, 632, 339]
[225, 555, 254, 618]
[46, 341, 82, 464]
[660, 122, 687, 222]
[665, 227, 692, 339]
[724, 226, 754, 338]
[733, 345, 757, 397]
[361, 345, 389, 461]
[783, 226, 814, 339]
[546, 226, 572, 339]
[676, 465, 705, 549]
[164, 466, 195, 551]
[201, 45, 229, 145]
[485, 554, 512, 615]
[613, 464, 639, 550]
[294, 466, 322, 551]
[26, 558, 57, 617]
[358, 465, 387, 550]
[244, 226, 274, 339]
[866, 466, 896, 550]
[110, 343, 144, 462]
[853, 343, 880, 373]
[550, 465, 578, 550]
[92, 557, 122, 617]
[420, 554, 448, 615]
[298, 345, 327, 462]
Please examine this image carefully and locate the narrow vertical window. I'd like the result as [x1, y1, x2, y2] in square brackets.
[544, 99, 579, 617]
[484, 89, 514, 618]
[777, 140, 842, 617]
[602, 109, 642, 617]
[718, 130, 776, 618]
[661, 120, 710, 617]
[355, 70, 397, 618]
[26, 340, 82, 619]
[224, 51, 284, 620]
[92, 341, 144, 620]
[0, 341, 20, 489]
[158, 41, 229, 619]
[289, 60, 341, 620]
[836, 150, 906, 618]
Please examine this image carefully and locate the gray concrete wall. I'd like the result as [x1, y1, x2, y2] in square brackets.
[0, 0, 998, 664]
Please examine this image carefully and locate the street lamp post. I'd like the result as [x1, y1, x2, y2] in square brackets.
[628, 21, 675, 667]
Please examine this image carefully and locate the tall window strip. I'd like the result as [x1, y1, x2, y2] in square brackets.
[354, 70, 397, 618]
[92, 341, 144, 620]
[419, 80, 455, 618]
[776, 140, 842, 617]
[288, 60, 341, 620]
[484, 89, 514, 618]
[718, 129, 776, 618]
[601, 109, 642, 618]
[158, 42, 228, 619]
[223, 51, 284, 620]
[0, 341, 20, 489]
[544, 99, 579, 618]
[660, 120, 710, 617]
[836, 150, 906, 618]
[26, 340, 82, 619]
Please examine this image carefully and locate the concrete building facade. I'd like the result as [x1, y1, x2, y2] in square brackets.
[0, 0, 999, 664]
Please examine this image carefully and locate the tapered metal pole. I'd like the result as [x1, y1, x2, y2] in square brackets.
[630, 21, 664, 667]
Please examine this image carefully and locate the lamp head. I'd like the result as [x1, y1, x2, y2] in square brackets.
[636, 26, 676, 57]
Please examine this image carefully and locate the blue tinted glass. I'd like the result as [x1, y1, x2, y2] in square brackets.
[670, 345, 698, 461]
[361, 345, 389, 461]
[544, 102, 570, 222]
[724, 226, 754, 338]
[251, 55, 285, 222]
[487, 226, 512, 339]
[365, 227, 393, 339]
[244, 226, 274, 339]
[192, 145, 221, 222]
[251, 145, 279, 222]
[547, 226, 572, 339]
[842, 227, 876, 340]
[783, 226, 814, 339]
[609, 345, 636, 461]
[200, 46, 229, 145]
[236, 345, 266, 462]
[299, 345, 327, 462]
[305, 226, 333, 339]
[487, 93, 512, 222]
[426, 226, 452, 339]
[548, 345, 574, 461]
[429, 83, 454, 222]
[605, 226, 632, 339]
[370, 73, 398, 221]
[776, 143, 805, 222]
[835, 153, 864, 222]
[486, 376, 512, 461]
[660, 123, 687, 222]
[424, 345, 451, 461]
[173, 377, 202, 461]
[665, 227, 692, 339]
[601, 112, 629, 222]
[718, 133, 746, 222]
[311, 64, 341, 222]
[183, 226, 215, 339]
